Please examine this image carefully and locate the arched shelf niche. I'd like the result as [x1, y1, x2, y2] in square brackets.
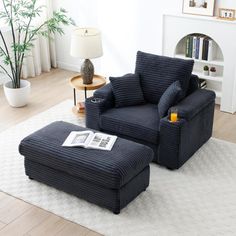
[175, 33, 224, 104]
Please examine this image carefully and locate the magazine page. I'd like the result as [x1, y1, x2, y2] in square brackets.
[62, 131, 94, 147]
[87, 133, 117, 151]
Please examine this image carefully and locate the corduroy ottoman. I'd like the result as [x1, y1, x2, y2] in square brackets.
[19, 121, 153, 214]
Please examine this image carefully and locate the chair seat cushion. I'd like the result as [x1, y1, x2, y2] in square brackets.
[100, 104, 160, 144]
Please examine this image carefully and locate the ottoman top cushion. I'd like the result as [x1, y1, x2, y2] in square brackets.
[19, 121, 153, 189]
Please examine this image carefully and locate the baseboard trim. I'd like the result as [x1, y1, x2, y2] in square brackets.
[57, 61, 80, 72]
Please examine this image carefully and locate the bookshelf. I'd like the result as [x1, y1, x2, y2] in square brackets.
[175, 34, 224, 101]
[163, 14, 236, 113]
[175, 54, 224, 66]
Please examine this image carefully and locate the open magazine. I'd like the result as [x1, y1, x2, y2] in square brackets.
[62, 131, 117, 151]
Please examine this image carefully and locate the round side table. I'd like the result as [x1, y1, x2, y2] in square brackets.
[69, 74, 106, 114]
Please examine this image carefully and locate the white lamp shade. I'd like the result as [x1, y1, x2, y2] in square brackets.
[70, 28, 103, 59]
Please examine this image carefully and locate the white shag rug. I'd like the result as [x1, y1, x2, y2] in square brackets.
[1, 100, 236, 236]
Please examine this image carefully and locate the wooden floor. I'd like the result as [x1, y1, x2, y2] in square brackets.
[0, 68, 236, 235]
[0, 69, 101, 236]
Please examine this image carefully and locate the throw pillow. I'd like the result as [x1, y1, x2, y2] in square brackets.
[109, 74, 145, 108]
[135, 51, 194, 104]
[158, 80, 183, 118]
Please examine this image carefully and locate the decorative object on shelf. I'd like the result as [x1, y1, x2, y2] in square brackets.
[218, 8, 236, 21]
[203, 65, 209, 75]
[70, 28, 103, 85]
[0, 0, 74, 107]
[209, 67, 217, 76]
[182, 0, 215, 16]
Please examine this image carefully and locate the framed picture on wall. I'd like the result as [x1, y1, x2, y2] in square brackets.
[182, 0, 215, 16]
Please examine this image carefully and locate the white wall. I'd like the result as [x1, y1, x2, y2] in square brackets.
[52, 0, 236, 77]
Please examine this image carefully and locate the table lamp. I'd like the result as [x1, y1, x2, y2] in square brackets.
[70, 28, 103, 84]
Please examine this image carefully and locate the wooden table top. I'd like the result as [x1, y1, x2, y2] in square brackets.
[70, 74, 106, 91]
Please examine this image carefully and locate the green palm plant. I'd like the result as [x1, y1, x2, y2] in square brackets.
[0, 0, 74, 88]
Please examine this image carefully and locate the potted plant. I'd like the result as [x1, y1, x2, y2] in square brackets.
[210, 67, 217, 77]
[203, 1, 207, 8]
[203, 65, 209, 76]
[189, 0, 196, 7]
[0, 0, 74, 107]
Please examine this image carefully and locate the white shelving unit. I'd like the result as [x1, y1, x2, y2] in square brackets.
[162, 14, 236, 113]
[175, 54, 224, 66]
[175, 35, 224, 103]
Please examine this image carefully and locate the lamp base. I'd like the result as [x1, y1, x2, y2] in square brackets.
[81, 59, 94, 84]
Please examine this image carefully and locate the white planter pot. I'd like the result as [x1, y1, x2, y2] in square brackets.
[209, 71, 217, 77]
[203, 70, 209, 76]
[3, 80, 31, 107]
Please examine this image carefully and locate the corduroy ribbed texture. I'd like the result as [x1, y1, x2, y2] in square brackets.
[168, 89, 216, 121]
[100, 104, 159, 144]
[110, 74, 145, 108]
[85, 52, 214, 169]
[187, 74, 199, 95]
[93, 83, 115, 106]
[158, 80, 183, 118]
[135, 51, 194, 103]
[19, 121, 153, 190]
[99, 130, 159, 163]
[159, 99, 215, 169]
[86, 84, 115, 130]
[85, 97, 108, 130]
[24, 159, 150, 214]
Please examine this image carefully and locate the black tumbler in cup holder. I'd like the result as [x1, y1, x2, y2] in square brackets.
[91, 98, 102, 104]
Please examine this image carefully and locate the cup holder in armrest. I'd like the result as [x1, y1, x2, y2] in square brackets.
[90, 98, 103, 104]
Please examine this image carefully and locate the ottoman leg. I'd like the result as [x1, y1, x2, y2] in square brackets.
[113, 210, 120, 215]
[28, 176, 34, 180]
[166, 166, 174, 171]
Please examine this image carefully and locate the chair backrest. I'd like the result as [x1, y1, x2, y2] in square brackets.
[135, 51, 194, 104]
[187, 74, 199, 95]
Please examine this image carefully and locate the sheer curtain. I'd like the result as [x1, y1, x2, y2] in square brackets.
[21, 0, 57, 78]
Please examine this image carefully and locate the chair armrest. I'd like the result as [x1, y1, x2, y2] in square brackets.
[159, 91, 215, 169]
[168, 89, 216, 121]
[159, 117, 187, 169]
[86, 84, 115, 130]
[85, 90, 115, 130]
[94, 83, 115, 105]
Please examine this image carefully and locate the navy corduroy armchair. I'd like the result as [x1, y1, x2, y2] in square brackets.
[85, 51, 215, 169]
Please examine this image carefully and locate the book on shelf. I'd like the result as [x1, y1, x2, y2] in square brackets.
[199, 37, 204, 61]
[185, 37, 190, 57]
[199, 78, 207, 88]
[185, 35, 193, 58]
[192, 36, 197, 59]
[189, 36, 193, 58]
[62, 131, 117, 151]
[195, 37, 200, 59]
[78, 102, 85, 111]
[202, 38, 209, 61]
[185, 34, 216, 62]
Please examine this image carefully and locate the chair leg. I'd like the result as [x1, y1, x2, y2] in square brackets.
[113, 210, 120, 214]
